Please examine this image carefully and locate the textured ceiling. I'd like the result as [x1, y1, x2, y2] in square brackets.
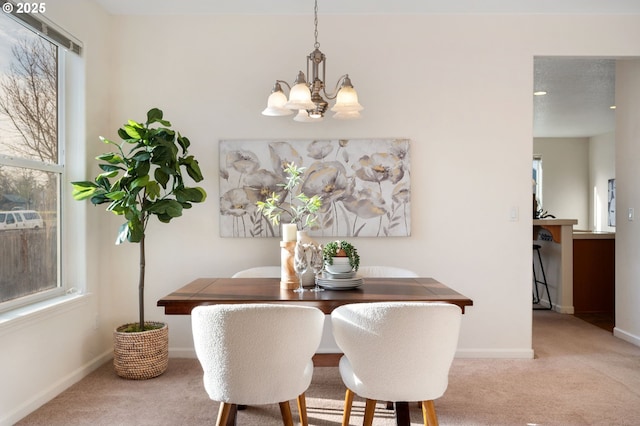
[534, 58, 616, 138]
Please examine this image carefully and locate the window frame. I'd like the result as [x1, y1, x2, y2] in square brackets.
[0, 7, 83, 314]
[533, 155, 543, 210]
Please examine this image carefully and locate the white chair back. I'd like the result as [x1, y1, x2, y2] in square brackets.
[332, 301, 461, 402]
[192, 304, 324, 405]
[231, 266, 280, 278]
[357, 266, 418, 277]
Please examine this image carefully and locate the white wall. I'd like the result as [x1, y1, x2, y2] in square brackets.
[3, 8, 640, 425]
[0, 1, 113, 424]
[589, 132, 616, 231]
[614, 59, 640, 346]
[534, 137, 589, 228]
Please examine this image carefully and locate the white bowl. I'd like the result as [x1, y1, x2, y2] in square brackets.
[325, 257, 353, 273]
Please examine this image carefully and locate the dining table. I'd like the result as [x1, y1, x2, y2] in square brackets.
[157, 276, 473, 426]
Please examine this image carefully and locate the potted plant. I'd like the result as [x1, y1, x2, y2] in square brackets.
[71, 108, 207, 379]
[323, 240, 360, 273]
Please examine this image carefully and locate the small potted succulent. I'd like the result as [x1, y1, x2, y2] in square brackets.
[323, 240, 360, 273]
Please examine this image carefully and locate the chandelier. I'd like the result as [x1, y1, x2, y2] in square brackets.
[261, 0, 363, 122]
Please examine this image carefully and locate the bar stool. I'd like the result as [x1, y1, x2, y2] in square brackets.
[533, 244, 552, 310]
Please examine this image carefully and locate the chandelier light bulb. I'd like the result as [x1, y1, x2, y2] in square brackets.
[294, 109, 323, 122]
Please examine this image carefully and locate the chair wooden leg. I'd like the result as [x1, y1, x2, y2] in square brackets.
[363, 399, 377, 426]
[297, 393, 309, 426]
[279, 401, 294, 426]
[216, 402, 232, 426]
[342, 388, 354, 426]
[421, 400, 438, 426]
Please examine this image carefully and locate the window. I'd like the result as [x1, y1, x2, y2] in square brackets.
[532, 155, 543, 212]
[0, 7, 80, 310]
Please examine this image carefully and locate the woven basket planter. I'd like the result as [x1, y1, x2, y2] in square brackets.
[113, 321, 168, 380]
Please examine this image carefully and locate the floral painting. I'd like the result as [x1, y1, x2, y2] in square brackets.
[219, 139, 411, 238]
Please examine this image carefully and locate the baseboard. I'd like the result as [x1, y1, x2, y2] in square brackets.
[613, 326, 640, 347]
[554, 304, 575, 314]
[1, 350, 112, 426]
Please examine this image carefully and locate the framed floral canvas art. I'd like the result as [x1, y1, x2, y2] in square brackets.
[219, 138, 411, 238]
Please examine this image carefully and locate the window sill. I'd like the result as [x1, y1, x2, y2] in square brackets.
[0, 293, 90, 337]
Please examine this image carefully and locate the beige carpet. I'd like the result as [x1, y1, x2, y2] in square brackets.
[17, 311, 640, 425]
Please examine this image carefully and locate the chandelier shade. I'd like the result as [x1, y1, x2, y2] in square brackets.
[261, 0, 362, 122]
[330, 76, 363, 113]
[283, 71, 316, 110]
[261, 83, 294, 116]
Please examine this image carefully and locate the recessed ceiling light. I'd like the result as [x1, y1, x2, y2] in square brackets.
[533, 91, 547, 96]
[610, 105, 616, 110]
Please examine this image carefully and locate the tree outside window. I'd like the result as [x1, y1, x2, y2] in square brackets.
[0, 13, 60, 306]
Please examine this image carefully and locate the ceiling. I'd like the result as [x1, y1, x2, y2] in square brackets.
[534, 57, 616, 138]
[93, 0, 629, 138]
[93, 0, 640, 15]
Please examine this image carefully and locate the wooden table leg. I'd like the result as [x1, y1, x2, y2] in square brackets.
[395, 401, 410, 426]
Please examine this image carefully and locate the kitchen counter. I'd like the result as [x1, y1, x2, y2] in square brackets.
[572, 231, 615, 240]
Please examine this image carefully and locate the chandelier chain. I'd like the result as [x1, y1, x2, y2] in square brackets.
[313, 0, 320, 49]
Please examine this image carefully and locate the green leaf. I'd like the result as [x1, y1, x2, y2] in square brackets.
[181, 156, 204, 182]
[146, 108, 171, 127]
[154, 168, 169, 187]
[131, 175, 149, 189]
[115, 223, 129, 245]
[177, 134, 190, 152]
[123, 123, 142, 139]
[71, 182, 98, 200]
[96, 152, 124, 164]
[98, 164, 124, 173]
[128, 216, 144, 243]
[146, 199, 183, 218]
[97, 170, 120, 180]
[146, 181, 161, 200]
[99, 136, 118, 146]
[147, 108, 163, 123]
[90, 193, 110, 205]
[132, 151, 151, 162]
[175, 187, 207, 203]
[105, 190, 126, 201]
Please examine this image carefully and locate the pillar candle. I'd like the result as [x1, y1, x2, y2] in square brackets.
[282, 223, 297, 242]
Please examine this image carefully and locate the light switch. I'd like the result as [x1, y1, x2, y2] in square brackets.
[629, 208, 635, 221]
[509, 207, 519, 222]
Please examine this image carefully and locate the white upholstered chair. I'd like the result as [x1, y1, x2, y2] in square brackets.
[331, 302, 462, 426]
[357, 266, 418, 278]
[191, 304, 324, 426]
[231, 266, 280, 278]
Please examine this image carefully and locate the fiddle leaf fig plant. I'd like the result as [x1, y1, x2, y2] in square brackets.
[71, 108, 207, 332]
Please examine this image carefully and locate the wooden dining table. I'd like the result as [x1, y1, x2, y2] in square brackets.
[157, 276, 473, 426]
[157, 276, 472, 315]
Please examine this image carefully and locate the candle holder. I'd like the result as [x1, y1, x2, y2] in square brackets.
[280, 241, 298, 289]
